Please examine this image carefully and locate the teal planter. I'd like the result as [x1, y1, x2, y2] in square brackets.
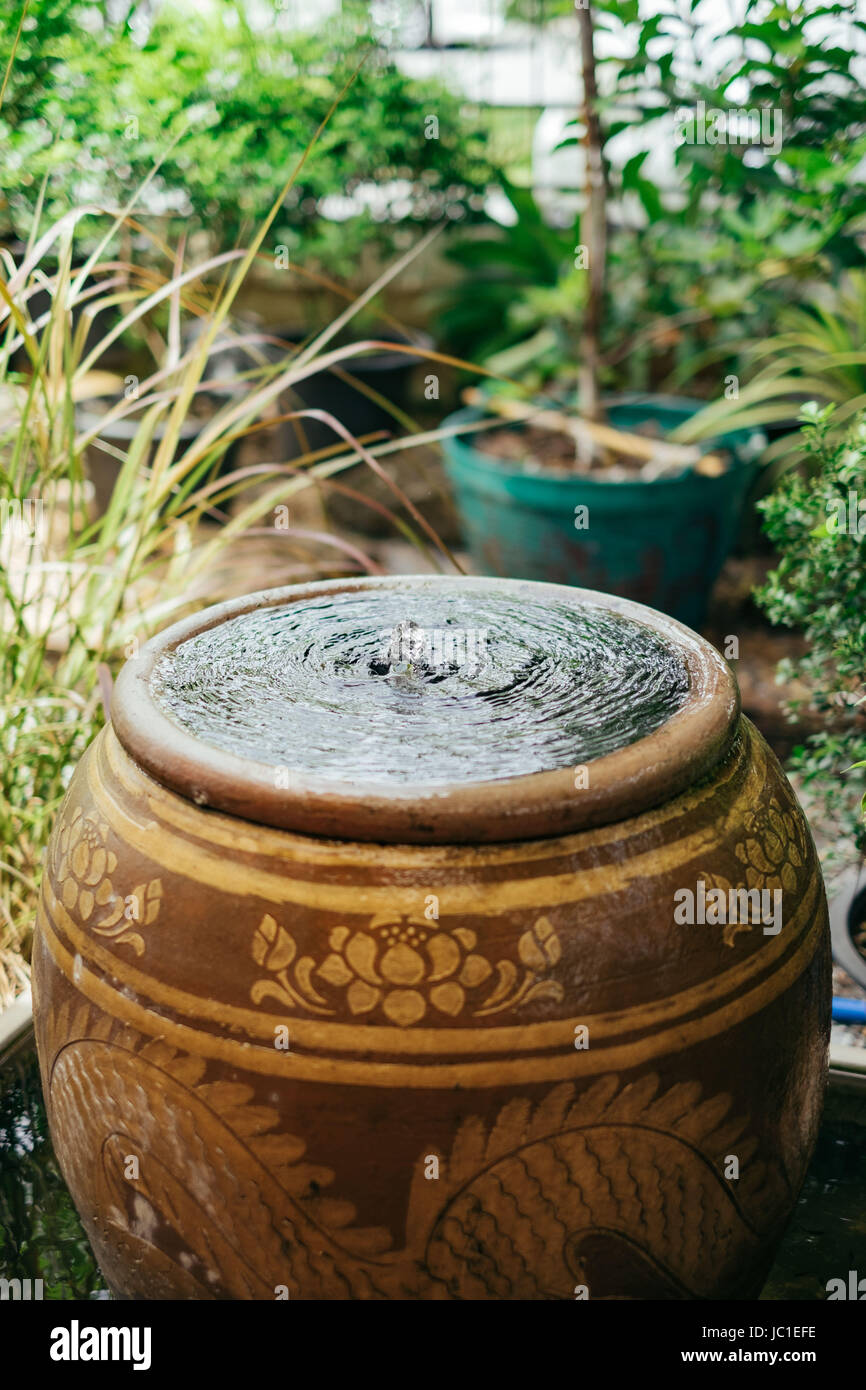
[442, 394, 764, 629]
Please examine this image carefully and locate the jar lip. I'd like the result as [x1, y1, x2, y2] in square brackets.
[111, 575, 740, 844]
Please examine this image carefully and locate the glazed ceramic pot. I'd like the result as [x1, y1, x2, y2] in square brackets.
[441, 394, 764, 628]
[33, 576, 830, 1300]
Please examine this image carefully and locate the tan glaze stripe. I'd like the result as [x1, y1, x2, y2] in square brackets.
[103, 724, 747, 871]
[89, 742, 752, 918]
[42, 868, 818, 1056]
[38, 896, 825, 1088]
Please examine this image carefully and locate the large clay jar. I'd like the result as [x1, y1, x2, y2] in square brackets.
[33, 576, 830, 1300]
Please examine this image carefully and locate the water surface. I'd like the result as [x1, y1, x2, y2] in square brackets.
[152, 590, 690, 784]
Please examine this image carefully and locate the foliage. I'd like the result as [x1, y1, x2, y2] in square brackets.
[757, 403, 866, 863]
[465, 0, 866, 403]
[673, 272, 866, 452]
[0, 188, 459, 998]
[599, 0, 866, 375]
[0, 0, 495, 273]
[439, 179, 580, 391]
[606, 0, 866, 258]
[439, 176, 775, 402]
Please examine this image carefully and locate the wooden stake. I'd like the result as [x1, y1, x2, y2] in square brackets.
[461, 389, 727, 477]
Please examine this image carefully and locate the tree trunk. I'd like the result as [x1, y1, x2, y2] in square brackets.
[577, 2, 606, 425]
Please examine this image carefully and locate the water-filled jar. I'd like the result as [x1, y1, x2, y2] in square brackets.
[33, 576, 830, 1299]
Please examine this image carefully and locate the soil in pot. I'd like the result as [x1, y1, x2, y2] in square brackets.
[477, 415, 735, 480]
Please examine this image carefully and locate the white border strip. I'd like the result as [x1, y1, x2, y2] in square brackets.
[0, 987, 33, 1060]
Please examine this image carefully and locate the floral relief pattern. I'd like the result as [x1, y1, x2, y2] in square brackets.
[251, 911, 564, 1026]
[734, 800, 807, 894]
[697, 797, 809, 946]
[52, 805, 162, 956]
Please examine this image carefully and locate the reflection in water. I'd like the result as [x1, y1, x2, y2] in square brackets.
[0, 1045, 106, 1299]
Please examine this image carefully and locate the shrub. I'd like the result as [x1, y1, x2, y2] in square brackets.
[757, 402, 866, 865]
[0, 1, 495, 272]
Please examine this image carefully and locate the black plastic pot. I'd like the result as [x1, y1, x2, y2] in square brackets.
[4, 242, 119, 372]
[75, 405, 213, 519]
[272, 328, 432, 462]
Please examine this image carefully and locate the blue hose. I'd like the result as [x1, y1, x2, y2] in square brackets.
[832, 996, 866, 1023]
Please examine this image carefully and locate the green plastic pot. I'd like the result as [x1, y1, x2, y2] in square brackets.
[441, 393, 765, 629]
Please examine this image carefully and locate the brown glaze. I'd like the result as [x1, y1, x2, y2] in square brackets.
[32, 579, 830, 1300]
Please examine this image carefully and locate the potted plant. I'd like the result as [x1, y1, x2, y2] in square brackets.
[439, 1, 764, 627]
[438, 0, 866, 626]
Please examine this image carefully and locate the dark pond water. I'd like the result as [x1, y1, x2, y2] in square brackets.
[1, 1044, 863, 1301]
[152, 590, 690, 784]
[0, 1046, 105, 1299]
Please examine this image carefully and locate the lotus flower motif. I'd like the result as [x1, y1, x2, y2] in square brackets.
[54, 807, 118, 922]
[318, 914, 494, 1026]
[251, 911, 564, 1025]
[734, 801, 807, 894]
[52, 805, 162, 954]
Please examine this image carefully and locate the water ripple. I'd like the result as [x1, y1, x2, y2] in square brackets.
[151, 589, 690, 785]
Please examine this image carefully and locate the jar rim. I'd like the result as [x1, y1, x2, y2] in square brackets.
[111, 575, 740, 844]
